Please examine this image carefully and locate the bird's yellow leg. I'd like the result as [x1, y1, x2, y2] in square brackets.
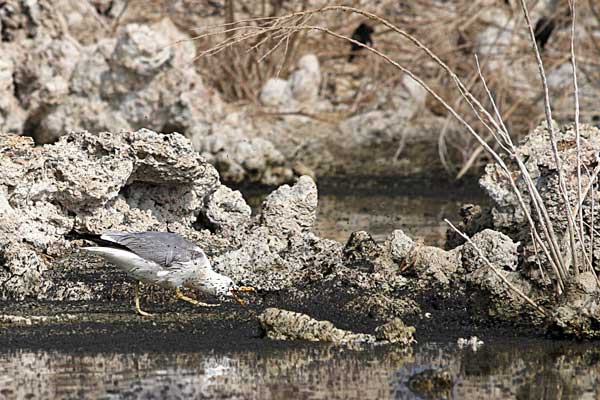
[134, 281, 153, 317]
[237, 286, 256, 292]
[175, 287, 219, 307]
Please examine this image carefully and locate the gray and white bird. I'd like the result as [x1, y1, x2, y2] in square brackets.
[82, 230, 253, 316]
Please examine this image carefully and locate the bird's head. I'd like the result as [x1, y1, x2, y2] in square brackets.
[206, 274, 247, 305]
[214, 275, 237, 297]
[191, 269, 255, 305]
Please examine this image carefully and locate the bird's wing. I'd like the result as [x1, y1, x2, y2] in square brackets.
[100, 231, 206, 269]
[82, 246, 165, 274]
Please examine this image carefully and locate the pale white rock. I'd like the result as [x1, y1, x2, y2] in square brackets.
[112, 23, 171, 77]
[461, 229, 519, 272]
[0, 53, 25, 134]
[260, 176, 318, 236]
[204, 186, 251, 234]
[36, 97, 131, 144]
[288, 54, 321, 103]
[391, 75, 427, 119]
[260, 78, 292, 107]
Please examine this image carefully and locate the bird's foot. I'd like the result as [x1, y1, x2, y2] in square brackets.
[196, 301, 220, 308]
[175, 288, 219, 307]
[237, 286, 256, 292]
[135, 306, 153, 317]
[134, 281, 153, 317]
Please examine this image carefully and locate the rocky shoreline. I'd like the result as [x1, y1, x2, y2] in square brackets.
[1, 124, 599, 346]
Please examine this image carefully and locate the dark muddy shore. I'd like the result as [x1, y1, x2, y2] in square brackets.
[0, 280, 540, 355]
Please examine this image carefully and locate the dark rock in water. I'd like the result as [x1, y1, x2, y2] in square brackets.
[407, 369, 453, 400]
[445, 204, 493, 250]
[258, 307, 416, 347]
[374, 318, 416, 345]
[258, 307, 377, 345]
[547, 272, 600, 339]
[343, 231, 380, 273]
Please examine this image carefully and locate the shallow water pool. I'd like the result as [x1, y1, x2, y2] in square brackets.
[0, 339, 597, 399]
[245, 176, 486, 246]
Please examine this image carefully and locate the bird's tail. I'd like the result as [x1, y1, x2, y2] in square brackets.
[79, 246, 122, 260]
[80, 246, 109, 255]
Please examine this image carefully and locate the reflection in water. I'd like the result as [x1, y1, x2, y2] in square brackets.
[1, 341, 599, 399]
[246, 179, 485, 247]
[314, 192, 469, 246]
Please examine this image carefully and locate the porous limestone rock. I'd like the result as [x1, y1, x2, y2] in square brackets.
[70, 38, 115, 96]
[260, 78, 292, 107]
[288, 54, 321, 103]
[478, 122, 600, 277]
[260, 176, 318, 236]
[0, 55, 25, 134]
[1, 132, 336, 299]
[52, 0, 109, 45]
[259, 54, 321, 107]
[111, 23, 171, 78]
[387, 229, 416, 263]
[343, 294, 419, 321]
[404, 246, 461, 286]
[191, 121, 295, 186]
[343, 231, 381, 273]
[203, 186, 252, 234]
[0, 0, 67, 43]
[374, 318, 416, 345]
[338, 110, 406, 147]
[1, 1, 295, 186]
[548, 272, 600, 339]
[0, 242, 50, 301]
[465, 265, 536, 320]
[445, 204, 493, 249]
[389, 74, 427, 119]
[258, 308, 376, 344]
[0, 129, 230, 299]
[37, 97, 131, 142]
[259, 308, 415, 346]
[460, 229, 519, 273]
[212, 228, 342, 292]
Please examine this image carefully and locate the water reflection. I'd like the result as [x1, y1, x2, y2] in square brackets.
[245, 179, 485, 246]
[1, 341, 599, 399]
[314, 192, 468, 246]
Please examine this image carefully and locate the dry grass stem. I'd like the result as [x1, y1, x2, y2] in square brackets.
[518, 0, 579, 274]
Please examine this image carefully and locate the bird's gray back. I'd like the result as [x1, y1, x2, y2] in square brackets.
[100, 231, 206, 269]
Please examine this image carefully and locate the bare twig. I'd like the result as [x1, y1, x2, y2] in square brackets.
[518, 0, 579, 275]
[569, 0, 587, 270]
